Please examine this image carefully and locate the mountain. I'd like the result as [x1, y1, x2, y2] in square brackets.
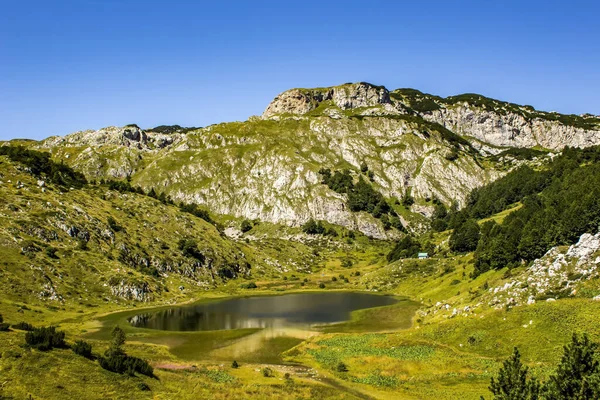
[11, 82, 600, 239]
[3, 83, 600, 400]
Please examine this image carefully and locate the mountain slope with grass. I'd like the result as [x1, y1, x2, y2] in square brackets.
[3, 83, 600, 400]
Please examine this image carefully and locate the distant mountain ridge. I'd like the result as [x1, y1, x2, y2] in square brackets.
[6, 82, 600, 237]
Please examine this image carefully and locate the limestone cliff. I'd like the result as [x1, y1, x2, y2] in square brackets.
[391, 89, 600, 150]
[27, 82, 600, 237]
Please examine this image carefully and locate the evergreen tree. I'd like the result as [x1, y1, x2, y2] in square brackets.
[449, 219, 480, 252]
[110, 326, 126, 354]
[545, 334, 600, 399]
[487, 348, 540, 400]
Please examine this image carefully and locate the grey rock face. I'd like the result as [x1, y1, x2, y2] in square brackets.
[262, 82, 391, 118]
[40, 82, 600, 236]
[423, 104, 600, 150]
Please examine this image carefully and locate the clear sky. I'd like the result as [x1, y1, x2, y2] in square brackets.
[1, 0, 599, 140]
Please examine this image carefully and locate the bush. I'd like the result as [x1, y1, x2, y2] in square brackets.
[336, 362, 348, 372]
[107, 216, 123, 232]
[179, 203, 214, 225]
[72, 339, 93, 358]
[262, 367, 274, 377]
[302, 219, 325, 235]
[231, 360, 239, 368]
[319, 283, 326, 289]
[99, 353, 154, 377]
[137, 382, 151, 391]
[12, 322, 33, 331]
[76, 239, 88, 251]
[240, 219, 253, 233]
[0, 145, 87, 188]
[240, 282, 257, 289]
[401, 195, 415, 207]
[177, 238, 205, 262]
[25, 326, 66, 350]
[45, 246, 59, 259]
[0, 323, 10, 332]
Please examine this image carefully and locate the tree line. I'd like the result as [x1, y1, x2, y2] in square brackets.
[446, 146, 600, 277]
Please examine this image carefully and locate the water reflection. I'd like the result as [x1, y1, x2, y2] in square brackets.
[129, 292, 398, 332]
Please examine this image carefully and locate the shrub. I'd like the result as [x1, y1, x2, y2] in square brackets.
[302, 219, 325, 235]
[240, 219, 253, 233]
[445, 150, 459, 161]
[240, 282, 257, 289]
[0, 323, 10, 332]
[179, 203, 214, 225]
[0, 145, 87, 188]
[331, 277, 337, 282]
[45, 246, 59, 259]
[336, 362, 348, 372]
[177, 238, 205, 262]
[72, 340, 93, 358]
[231, 360, 239, 368]
[76, 239, 88, 251]
[99, 354, 154, 377]
[111, 326, 126, 350]
[341, 259, 353, 268]
[137, 382, 151, 391]
[261, 367, 274, 377]
[25, 326, 66, 350]
[401, 195, 415, 207]
[319, 283, 326, 289]
[12, 322, 33, 331]
[107, 216, 123, 232]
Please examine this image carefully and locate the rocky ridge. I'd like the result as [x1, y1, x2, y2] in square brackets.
[22, 82, 600, 236]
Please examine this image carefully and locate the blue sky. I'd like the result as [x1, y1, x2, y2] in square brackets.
[1, 0, 599, 140]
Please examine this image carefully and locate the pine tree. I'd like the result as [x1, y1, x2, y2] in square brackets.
[486, 348, 540, 400]
[545, 334, 600, 399]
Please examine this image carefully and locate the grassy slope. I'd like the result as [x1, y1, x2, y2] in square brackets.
[2, 155, 600, 399]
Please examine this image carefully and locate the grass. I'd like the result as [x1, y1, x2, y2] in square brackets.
[2, 151, 600, 399]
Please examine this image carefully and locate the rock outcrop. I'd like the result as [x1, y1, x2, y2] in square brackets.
[423, 105, 600, 150]
[487, 231, 600, 308]
[262, 82, 392, 118]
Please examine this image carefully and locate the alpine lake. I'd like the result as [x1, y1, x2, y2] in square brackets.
[88, 292, 419, 364]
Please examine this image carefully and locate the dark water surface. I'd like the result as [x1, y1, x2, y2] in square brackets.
[129, 292, 399, 331]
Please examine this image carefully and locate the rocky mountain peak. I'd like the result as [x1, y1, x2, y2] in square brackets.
[262, 82, 390, 118]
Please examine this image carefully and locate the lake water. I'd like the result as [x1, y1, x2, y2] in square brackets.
[128, 292, 399, 331]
